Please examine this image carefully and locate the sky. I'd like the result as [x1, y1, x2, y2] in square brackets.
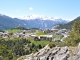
[0, 0, 80, 21]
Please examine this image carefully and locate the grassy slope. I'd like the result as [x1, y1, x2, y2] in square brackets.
[36, 32, 45, 36]
[5, 29, 21, 33]
[28, 38, 50, 46]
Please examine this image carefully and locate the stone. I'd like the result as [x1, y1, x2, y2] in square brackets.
[18, 43, 80, 60]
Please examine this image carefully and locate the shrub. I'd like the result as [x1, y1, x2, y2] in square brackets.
[48, 42, 56, 48]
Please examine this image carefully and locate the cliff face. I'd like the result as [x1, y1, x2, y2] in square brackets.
[18, 43, 80, 60]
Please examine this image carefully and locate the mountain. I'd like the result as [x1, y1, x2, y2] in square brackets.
[0, 14, 68, 30]
[58, 16, 80, 29]
[0, 14, 30, 30]
[17, 15, 69, 29]
[20, 18, 68, 29]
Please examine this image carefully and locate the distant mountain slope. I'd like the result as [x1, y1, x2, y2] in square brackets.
[0, 14, 30, 30]
[0, 14, 18, 29]
[23, 19, 68, 29]
[58, 16, 80, 29]
[0, 14, 68, 30]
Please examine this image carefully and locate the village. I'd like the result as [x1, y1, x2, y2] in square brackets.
[0, 25, 70, 42]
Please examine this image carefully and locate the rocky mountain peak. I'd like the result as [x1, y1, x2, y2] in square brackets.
[17, 14, 66, 21]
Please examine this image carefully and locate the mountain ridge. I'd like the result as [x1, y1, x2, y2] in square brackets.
[0, 14, 69, 30]
[17, 14, 69, 21]
[58, 16, 80, 29]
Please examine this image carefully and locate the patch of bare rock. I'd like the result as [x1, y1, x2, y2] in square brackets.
[18, 43, 80, 60]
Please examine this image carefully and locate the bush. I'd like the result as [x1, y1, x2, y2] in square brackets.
[37, 44, 42, 49]
[48, 42, 56, 48]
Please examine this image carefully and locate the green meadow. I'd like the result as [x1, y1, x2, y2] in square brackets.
[28, 38, 51, 46]
[36, 32, 46, 36]
[4, 29, 21, 33]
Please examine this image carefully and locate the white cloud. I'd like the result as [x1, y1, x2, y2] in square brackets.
[29, 7, 33, 10]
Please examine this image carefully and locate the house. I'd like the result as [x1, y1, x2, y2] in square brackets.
[1, 32, 9, 38]
[50, 29, 59, 32]
[39, 35, 52, 41]
[43, 29, 52, 34]
[31, 34, 53, 41]
[34, 36, 40, 41]
[0, 32, 3, 36]
[29, 34, 37, 38]
[13, 33, 25, 38]
[55, 29, 68, 35]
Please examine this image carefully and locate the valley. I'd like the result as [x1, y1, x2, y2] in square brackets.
[0, 14, 80, 60]
[0, 0, 80, 60]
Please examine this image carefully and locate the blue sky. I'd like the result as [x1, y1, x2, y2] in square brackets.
[0, 0, 80, 20]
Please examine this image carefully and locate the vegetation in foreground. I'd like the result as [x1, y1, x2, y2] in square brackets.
[0, 32, 52, 60]
[64, 20, 80, 46]
[0, 37, 45, 60]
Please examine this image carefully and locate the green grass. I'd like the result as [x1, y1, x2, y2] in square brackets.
[36, 32, 45, 36]
[28, 38, 51, 46]
[5, 29, 21, 33]
[53, 35, 63, 40]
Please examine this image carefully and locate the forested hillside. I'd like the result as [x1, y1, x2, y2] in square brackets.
[0, 15, 29, 30]
[58, 16, 80, 29]
[64, 20, 80, 46]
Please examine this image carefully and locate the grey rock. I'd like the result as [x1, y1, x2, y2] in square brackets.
[18, 43, 80, 60]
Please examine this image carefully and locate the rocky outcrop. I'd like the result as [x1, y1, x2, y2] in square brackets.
[18, 43, 80, 60]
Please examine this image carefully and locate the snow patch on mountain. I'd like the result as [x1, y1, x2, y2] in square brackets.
[16, 15, 69, 29]
[18, 14, 69, 21]
[0, 13, 70, 29]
